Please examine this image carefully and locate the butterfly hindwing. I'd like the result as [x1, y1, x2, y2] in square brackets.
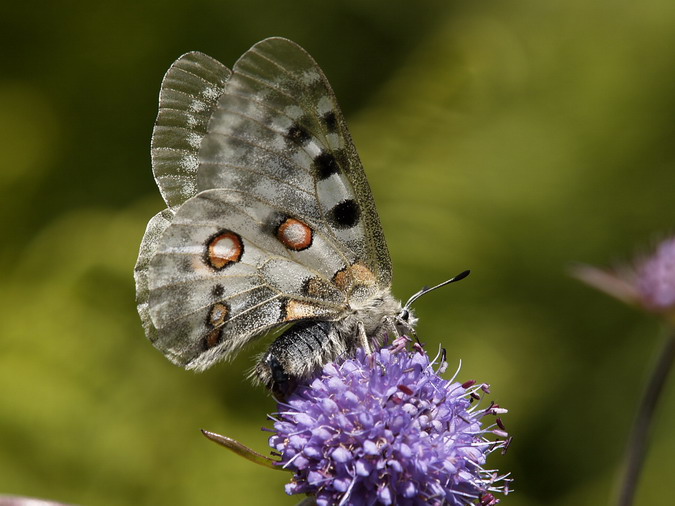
[151, 51, 231, 208]
[144, 189, 351, 369]
[136, 209, 175, 344]
[136, 37, 392, 370]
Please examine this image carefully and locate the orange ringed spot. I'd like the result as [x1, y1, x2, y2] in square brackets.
[208, 303, 229, 327]
[206, 230, 243, 269]
[276, 218, 313, 251]
[204, 328, 222, 349]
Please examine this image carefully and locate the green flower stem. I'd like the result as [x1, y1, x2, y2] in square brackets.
[617, 327, 675, 506]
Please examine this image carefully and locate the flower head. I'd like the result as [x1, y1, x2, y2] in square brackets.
[573, 236, 675, 323]
[635, 238, 675, 313]
[268, 340, 511, 505]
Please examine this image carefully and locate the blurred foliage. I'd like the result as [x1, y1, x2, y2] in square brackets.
[1, 0, 675, 505]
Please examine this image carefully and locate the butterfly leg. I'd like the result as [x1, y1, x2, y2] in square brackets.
[357, 321, 372, 354]
[382, 316, 402, 341]
[364, 316, 403, 353]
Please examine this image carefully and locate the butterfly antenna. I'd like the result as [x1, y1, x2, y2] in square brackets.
[404, 270, 470, 309]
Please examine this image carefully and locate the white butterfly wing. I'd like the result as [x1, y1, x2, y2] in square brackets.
[151, 51, 231, 208]
[136, 209, 174, 344]
[136, 37, 392, 370]
[145, 189, 356, 369]
[199, 37, 392, 284]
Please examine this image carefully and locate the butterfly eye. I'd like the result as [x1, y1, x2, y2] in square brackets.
[399, 308, 410, 321]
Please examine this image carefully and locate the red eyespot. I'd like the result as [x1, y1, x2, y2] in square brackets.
[276, 218, 313, 251]
[205, 230, 243, 269]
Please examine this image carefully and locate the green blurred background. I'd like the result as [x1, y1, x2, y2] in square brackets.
[2, 1, 674, 504]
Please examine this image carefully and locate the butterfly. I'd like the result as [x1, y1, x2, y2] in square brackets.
[135, 37, 466, 395]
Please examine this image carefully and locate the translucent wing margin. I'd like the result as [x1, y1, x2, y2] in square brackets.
[151, 52, 231, 208]
[135, 209, 174, 344]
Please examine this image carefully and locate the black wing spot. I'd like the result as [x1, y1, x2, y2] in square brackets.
[212, 284, 225, 298]
[330, 199, 360, 229]
[322, 111, 338, 133]
[286, 122, 311, 146]
[313, 152, 340, 180]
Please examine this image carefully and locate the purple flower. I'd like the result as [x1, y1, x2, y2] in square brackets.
[573, 238, 675, 505]
[268, 341, 511, 505]
[573, 236, 675, 322]
[636, 238, 675, 313]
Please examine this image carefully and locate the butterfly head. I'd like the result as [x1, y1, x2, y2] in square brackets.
[395, 306, 419, 335]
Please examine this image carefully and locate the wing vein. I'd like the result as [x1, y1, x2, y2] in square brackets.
[197, 160, 316, 196]
[205, 130, 311, 176]
[211, 104, 336, 172]
[169, 65, 226, 89]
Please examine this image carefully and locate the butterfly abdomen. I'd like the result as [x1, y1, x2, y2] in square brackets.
[254, 320, 346, 396]
[254, 290, 405, 395]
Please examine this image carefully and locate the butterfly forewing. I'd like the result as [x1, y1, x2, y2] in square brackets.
[136, 37, 394, 371]
[200, 37, 392, 285]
